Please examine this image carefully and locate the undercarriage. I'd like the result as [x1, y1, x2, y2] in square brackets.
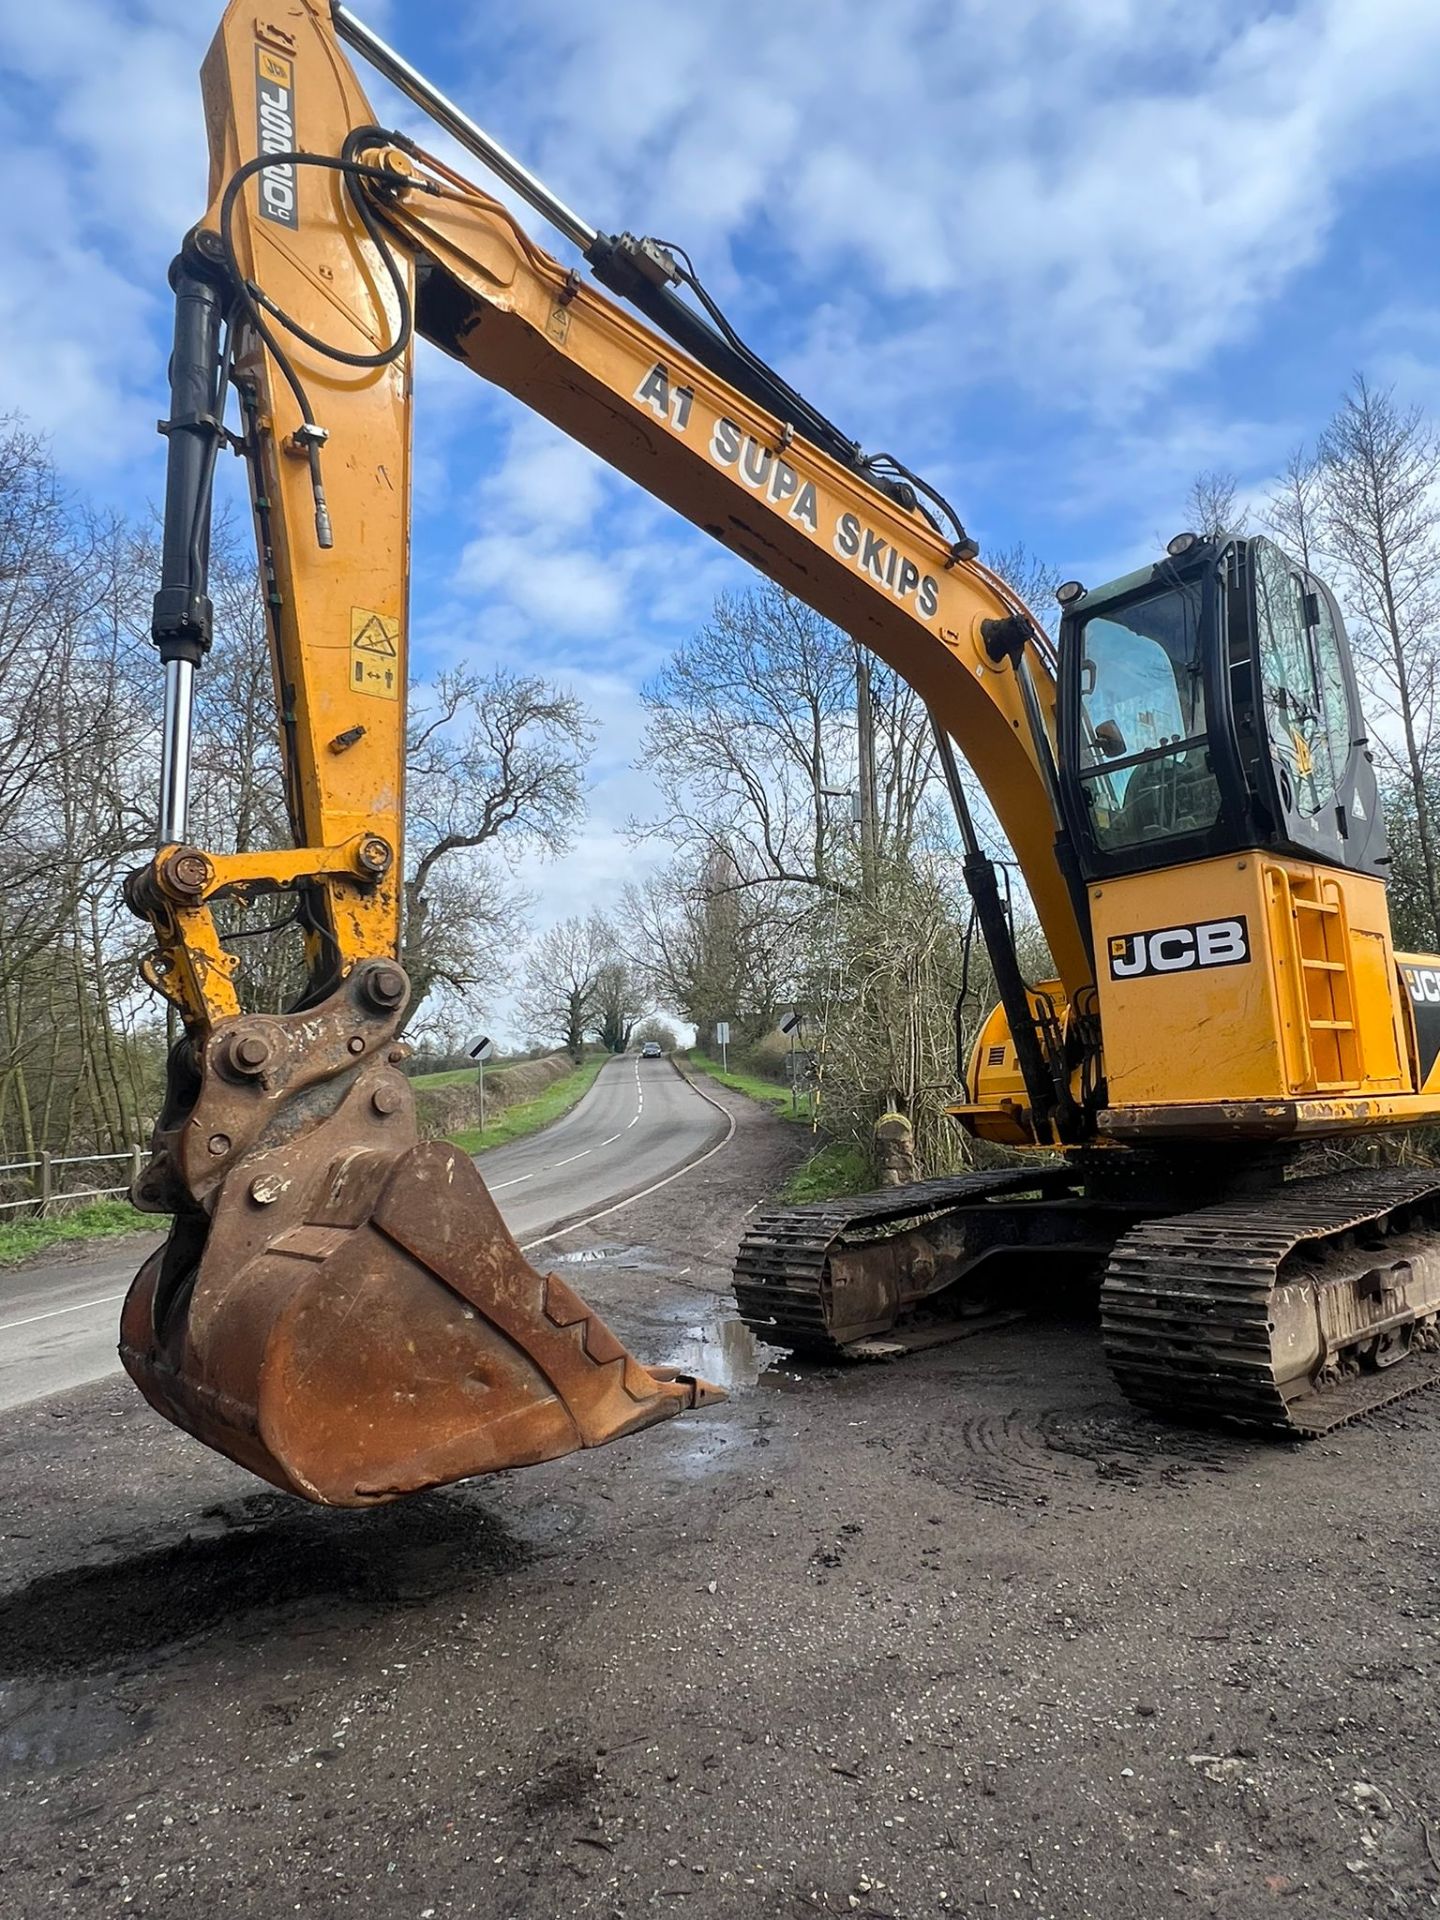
[733, 1151, 1440, 1436]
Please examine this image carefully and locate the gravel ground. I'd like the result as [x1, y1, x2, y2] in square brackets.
[2, 1082, 1440, 1918]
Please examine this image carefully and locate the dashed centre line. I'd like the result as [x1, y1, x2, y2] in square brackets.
[509, 1054, 648, 1171]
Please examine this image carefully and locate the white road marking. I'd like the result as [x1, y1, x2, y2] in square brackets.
[489, 1174, 534, 1192]
[599, 1133, 622, 1146]
[520, 1072, 737, 1253]
[553, 1149, 592, 1167]
[0, 1291, 127, 1333]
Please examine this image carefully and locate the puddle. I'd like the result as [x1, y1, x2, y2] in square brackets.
[0, 1676, 153, 1780]
[553, 1243, 669, 1274]
[664, 1314, 799, 1394]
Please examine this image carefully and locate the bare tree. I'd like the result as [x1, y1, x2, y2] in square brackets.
[987, 540, 1063, 636]
[406, 859, 530, 1038]
[591, 954, 646, 1054]
[635, 584, 953, 903]
[516, 913, 610, 1060]
[636, 584, 852, 894]
[1318, 375, 1440, 940]
[1265, 445, 1324, 574]
[621, 845, 790, 1051]
[0, 425, 163, 1160]
[1184, 468, 1247, 541]
[403, 668, 594, 1017]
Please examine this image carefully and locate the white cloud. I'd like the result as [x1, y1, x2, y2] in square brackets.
[458, 0, 1440, 405]
[0, 3, 208, 474]
[444, 409, 741, 658]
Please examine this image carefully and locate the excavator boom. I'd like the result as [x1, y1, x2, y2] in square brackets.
[125, 0, 1084, 1504]
[122, 0, 1096, 1505]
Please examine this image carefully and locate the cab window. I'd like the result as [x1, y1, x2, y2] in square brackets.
[1253, 541, 1338, 821]
[1076, 584, 1221, 851]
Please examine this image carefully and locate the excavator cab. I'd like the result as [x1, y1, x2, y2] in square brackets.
[1057, 533, 1389, 885]
[1048, 532, 1418, 1134]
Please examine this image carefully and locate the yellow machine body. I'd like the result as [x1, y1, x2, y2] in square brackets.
[961, 853, 1440, 1144]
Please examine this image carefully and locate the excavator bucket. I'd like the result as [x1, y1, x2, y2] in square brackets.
[120, 965, 720, 1506]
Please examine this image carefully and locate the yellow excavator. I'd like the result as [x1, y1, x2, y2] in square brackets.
[122, 0, 1440, 1506]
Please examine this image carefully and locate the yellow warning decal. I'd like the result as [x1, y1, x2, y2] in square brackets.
[350, 608, 401, 701]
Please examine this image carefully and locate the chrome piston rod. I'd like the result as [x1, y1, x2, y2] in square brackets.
[159, 658, 195, 845]
[331, 3, 598, 253]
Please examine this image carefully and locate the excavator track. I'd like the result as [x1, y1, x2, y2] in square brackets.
[734, 1167, 1076, 1356]
[1102, 1166, 1440, 1438]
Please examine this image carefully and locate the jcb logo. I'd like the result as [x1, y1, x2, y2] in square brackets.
[1108, 916, 1250, 980]
[1404, 966, 1440, 1005]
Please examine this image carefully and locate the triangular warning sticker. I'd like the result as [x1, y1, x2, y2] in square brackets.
[353, 615, 398, 658]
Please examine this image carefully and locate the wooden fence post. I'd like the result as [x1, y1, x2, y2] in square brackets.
[38, 1149, 53, 1218]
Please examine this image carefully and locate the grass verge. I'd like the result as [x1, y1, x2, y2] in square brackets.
[446, 1054, 607, 1155]
[685, 1050, 811, 1121]
[684, 1051, 873, 1204]
[780, 1141, 872, 1203]
[0, 1197, 158, 1267]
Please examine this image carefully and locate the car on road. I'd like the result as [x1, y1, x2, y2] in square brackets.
[640, 1041, 663, 1058]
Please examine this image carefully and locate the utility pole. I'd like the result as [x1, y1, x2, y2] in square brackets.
[854, 644, 879, 902]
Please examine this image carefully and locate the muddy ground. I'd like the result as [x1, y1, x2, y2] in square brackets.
[2, 1080, 1440, 1918]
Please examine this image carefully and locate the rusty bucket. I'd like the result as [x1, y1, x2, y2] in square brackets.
[120, 965, 719, 1506]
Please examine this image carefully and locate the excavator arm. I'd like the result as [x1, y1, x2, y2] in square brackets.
[120, 0, 1090, 1504]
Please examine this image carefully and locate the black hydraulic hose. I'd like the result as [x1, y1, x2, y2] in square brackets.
[928, 709, 1080, 1140]
[217, 138, 418, 371]
[215, 131, 425, 545]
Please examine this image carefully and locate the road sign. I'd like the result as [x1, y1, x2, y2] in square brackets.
[714, 1022, 730, 1046]
[779, 1010, 803, 1036]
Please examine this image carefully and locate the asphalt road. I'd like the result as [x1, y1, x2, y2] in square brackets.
[0, 1054, 725, 1414]
[475, 1051, 728, 1246]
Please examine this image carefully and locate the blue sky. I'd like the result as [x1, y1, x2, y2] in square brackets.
[4, 0, 1440, 1020]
